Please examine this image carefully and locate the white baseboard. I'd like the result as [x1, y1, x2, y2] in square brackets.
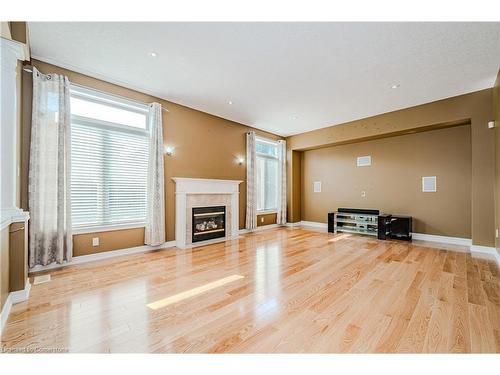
[470, 245, 500, 266]
[29, 240, 177, 273]
[292, 222, 474, 246]
[0, 293, 12, 334]
[291, 222, 498, 261]
[10, 279, 31, 304]
[239, 223, 283, 234]
[298, 221, 328, 230]
[411, 233, 472, 247]
[1, 278, 31, 334]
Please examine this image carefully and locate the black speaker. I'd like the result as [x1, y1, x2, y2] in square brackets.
[377, 214, 392, 240]
[328, 212, 335, 233]
[389, 216, 412, 241]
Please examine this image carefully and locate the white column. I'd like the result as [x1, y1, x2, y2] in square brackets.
[230, 192, 239, 239]
[175, 192, 187, 248]
[1, 38, 26, 227]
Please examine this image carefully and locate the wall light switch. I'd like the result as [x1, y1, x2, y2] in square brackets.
[260, 217, 264, 223]
[361, 191, 366, 197]
[496, 229, 499, 239]
[92, 237, 99, 247]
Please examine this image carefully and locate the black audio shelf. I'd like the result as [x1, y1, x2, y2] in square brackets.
[328, 209, 394, 240]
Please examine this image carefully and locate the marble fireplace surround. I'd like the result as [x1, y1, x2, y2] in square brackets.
[172, 178, 242, 249]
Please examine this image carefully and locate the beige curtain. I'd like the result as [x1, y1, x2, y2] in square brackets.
[29, 67, 72, 267]
[145, 102, 166, 246]
[277, 140, 287, 224]
[245, 131, 257, 230]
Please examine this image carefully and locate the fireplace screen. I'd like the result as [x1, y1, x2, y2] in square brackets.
[192, 206, 226, 243]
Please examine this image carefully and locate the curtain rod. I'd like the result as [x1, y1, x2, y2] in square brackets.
[23, 65, 169, 112]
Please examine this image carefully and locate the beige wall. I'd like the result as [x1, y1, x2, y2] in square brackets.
[1, 227, 9, 312]
[287, 89, 495, 247]
[8, 222, 28, 292]
[257, 213, 277, 227]
[301, 125, 472, 237]
[494, 71, 500, 256]
[28, 60, 281, 256]
[287, 150, 302, 223]
[73, 228, 145, 257]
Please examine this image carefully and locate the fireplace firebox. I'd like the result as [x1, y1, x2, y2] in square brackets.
[192, 206, 226, 243]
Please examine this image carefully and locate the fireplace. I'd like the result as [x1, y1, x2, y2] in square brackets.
[192, 206, 226, 243]
[173, 178, 242, 248]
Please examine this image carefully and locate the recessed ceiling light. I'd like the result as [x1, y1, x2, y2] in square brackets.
[391, 84, 400, 89]
[149, 52, 158, 57]
[228, 100, 233, 105]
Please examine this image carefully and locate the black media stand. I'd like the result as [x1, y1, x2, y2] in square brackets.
[327, 208, 411, 241]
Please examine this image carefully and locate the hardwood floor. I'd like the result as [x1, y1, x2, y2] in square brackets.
[1, 227, 499, 353]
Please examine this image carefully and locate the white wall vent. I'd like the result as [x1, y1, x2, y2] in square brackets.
[422, 176, 437, 192]
[357, 155, 371, 167]
[313, 181, 322, 193]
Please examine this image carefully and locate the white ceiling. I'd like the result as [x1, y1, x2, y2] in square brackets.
[28, 22, 500, 136]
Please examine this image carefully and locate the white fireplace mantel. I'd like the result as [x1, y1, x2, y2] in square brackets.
[172, 178, 242, 248]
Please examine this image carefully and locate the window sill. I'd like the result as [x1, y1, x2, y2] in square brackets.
[72, 223, 146, 235]
[257, 210, 277, 215]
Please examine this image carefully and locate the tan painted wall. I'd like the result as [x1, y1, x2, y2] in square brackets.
[9, 221, 28, 292]
[73, 228, 145, 257]
[287, 89, 495, 246]
[287, 150, 302, 223]
[1, 227, 9, 312]
[494, 71, 500, 256]
[257, 213, 277, 227]
[301, 125, 471, 237]
[9, 22, 27, 44]
[26, 60, 281, 255]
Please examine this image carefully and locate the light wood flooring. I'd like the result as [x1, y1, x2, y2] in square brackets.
[1, 228, 499, 353]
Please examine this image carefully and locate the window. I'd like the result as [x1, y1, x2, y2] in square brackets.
[70, 85, 150, 230]
[256, 137, 279, 212]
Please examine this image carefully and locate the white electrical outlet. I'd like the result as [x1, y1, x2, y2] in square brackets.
[361, 191, 366, 197]
[92, 237, 99, 247]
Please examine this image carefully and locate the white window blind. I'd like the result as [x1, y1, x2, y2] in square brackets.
[256, 137, 279, 212]
[70, 85, 150, 230]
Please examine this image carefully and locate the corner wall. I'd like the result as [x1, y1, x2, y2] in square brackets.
[287, 89, 495, 247]
[301, 125, 471, 238]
